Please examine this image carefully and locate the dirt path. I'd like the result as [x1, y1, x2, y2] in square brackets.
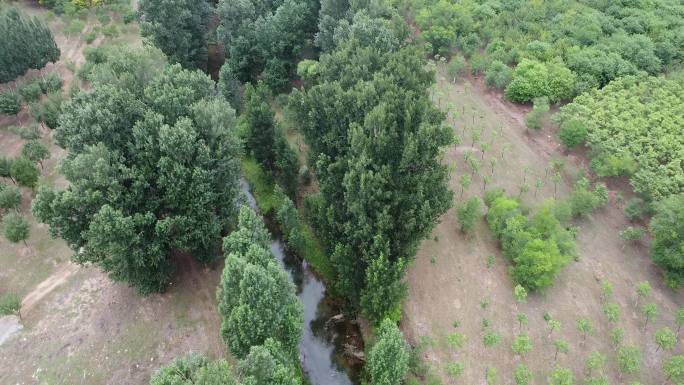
[403, 68, 683, 385]
[21, 262, 80, 315]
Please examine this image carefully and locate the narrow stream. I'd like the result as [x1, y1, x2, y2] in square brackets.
[239, 179, 356, 385]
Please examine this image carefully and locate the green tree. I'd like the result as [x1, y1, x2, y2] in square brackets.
[367, 319, 410, 385]
[585, 351, 606, 376]
[30, 93, 62, 130]
[602, 303, 620, 324]
[663, 355, 684, 385]
[447, 55, 466, 82]
[634, 281, 652, 307]
[0, 7, 60, 83]
[360, 242, 407, 325]
[0, 91, 21, 115]
[21, 140, 49, 169]
[516, 313, 528, 331]
[610, 328, 625, 349]
[485, 60, 513, 89]
[3, 212, 29, 246]
[650, 195, 684, 287]
[457, 196, 482, 234]
[243, 83, 276, 169]
[150, 354, 236, 385]
[33, 52, 242, 294]
[238, 338, 301, 385]
[483, 330, 501, 347]
[576, 318, 593, 344]
[558, 119, 587, 148]
[514, 285, 527, 303]
[655, 327, 677, 352]
[511, 334, 532, 357]
[446, 362, 464, 379]
[0, 184, 21, 211]
[217, 206, 303, 358]
[138, 0, 212, 69]
[641, 303, 658, 330]
[549, 366, 574, 385]
[10, 157, 39, 188]
[514, 364, 532, 385]
[675, 307, 684, 336]
[290, 44, 452, 310]
[554, 339, 569, 361]
[617, 345, 641, 378]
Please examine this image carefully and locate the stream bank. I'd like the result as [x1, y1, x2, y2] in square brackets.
[239, 179, 364, 385]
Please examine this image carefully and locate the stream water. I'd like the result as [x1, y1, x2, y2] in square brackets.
[239, 180, 357, 385]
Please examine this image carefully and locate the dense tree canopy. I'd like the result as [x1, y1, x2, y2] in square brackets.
[32, 46, 242, 294]
[217, 0, 318, 92]
[290, 25, 453, 319]
[139, 0, 212, 70]
[558, 75, 684, 202]
[412, 0, 684, 101]
[0, 6, 60, 83]
[366, 319, 411, 385]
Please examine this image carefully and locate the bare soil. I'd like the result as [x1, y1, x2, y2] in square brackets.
[402, 68, 683, 385]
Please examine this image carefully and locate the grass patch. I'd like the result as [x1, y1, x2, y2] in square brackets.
[241, 157, 333, 281]
[0, 293, 20, 315]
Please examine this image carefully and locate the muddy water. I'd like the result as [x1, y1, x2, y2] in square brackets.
[239, 179, 356, 385]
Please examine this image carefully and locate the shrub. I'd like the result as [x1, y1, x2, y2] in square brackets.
[456, 197, 482, 234]
[624, 198, 650, 221]
[38, 74, 63, 94]
[0, 184, 22, 211]
[10, 156, 39, 187]
[525, 96, 550, 130]
[650, 194, 684, 287]
[568, 178, 606, 217]
[447, 55, 466, 82]
[17, 81, 43, 103]
[30, 93, 62, 129]
[0, 91, 21, 115]
[485, 60, 513, 89]
[486, 196, 572, 291]
[559, 118, 587, 148]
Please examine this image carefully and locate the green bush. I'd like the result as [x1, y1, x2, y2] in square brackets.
[525, 97, 550, 130]
[485, 60, 513, 89]
[38, 74, 63, 94]
[17, 81, 43, 103]
[0, 91, 21, 115]
[559, 118, 587, 148]
[0, 184, 22, 211]
[456, 197, 482, 234]
[591, 154, 637, 178]
[486, 196, 572, 291]
[568, 178, 607, 218]
[650, 194, 684, 287]
[624, 198, 650, 221]
[447, 55, 466, 82]
[30, 93, 62, 129]
[0, 293, 20, 315]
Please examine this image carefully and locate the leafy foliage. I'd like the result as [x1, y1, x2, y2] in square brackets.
[33, 46, 242, 294]
[150, 354, 236, 385]
[456, 196, 482, 234]
[3, 212, 29, 244]
[650, 194, 684, 287]
[139, 0, 212, 70]
[485, 197, 573, 291]
[290, 32, 452, 317]
[0, 7, 60, 83]
[366, 319, 410, 385]
[412, 0, 684, 101]
[558, 76, 684, 201]
[217, 206, 303, 358]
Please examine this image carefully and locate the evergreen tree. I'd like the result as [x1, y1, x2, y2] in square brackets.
[139, 0, 212, 70]
[366, 319, 411, 385]
[217, 206, 303, 358]
[0, 7, 60, 83]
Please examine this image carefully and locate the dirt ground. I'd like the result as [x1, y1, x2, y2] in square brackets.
[1, 3, 227, 384]
[402, 67, 684, 384]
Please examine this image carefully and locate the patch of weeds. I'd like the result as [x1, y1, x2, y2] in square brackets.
[480, 298, 490, 309]
[486, 254, 495, 268]
[430, 255, 437, 264]
[0, 293, 20, 315]
[452, 319, 460, 328]
[446, 332, 466, 349]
